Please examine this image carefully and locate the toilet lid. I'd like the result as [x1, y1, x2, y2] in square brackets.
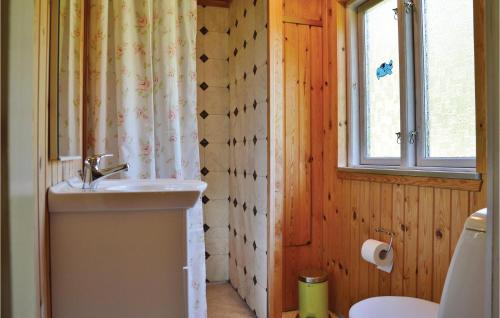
[349, 296, 439, 318]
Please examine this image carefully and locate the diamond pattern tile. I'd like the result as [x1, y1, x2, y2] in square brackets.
[198, 3, 269, 317]
[200, 110, 209, 119]
[200, 54, 209, 63]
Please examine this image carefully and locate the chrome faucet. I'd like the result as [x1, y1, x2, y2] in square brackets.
[82, 154, 129, 189]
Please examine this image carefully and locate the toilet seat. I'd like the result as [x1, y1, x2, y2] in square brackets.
[349, 296, 439, 318]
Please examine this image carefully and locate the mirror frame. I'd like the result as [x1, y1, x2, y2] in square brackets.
[49, 0, 85, 161]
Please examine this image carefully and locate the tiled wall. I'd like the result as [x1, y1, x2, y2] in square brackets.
[197, 2, 268, 315]
[197, 6, 231, 283]
[227, 0, 268, 317]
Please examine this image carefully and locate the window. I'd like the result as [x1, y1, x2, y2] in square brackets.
[348, 0, 476, 170]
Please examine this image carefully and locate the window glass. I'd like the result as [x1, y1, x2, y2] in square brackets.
[423, 0, 476, 158]
[363, 0, 401, 159]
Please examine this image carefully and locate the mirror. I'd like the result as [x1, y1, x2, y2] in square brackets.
[49, 0, 84, 160]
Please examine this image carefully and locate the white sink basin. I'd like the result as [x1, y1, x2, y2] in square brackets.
[48, 178, 207, 213]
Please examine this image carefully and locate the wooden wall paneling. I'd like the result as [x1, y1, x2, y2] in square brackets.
[368, 182, 381, 298]
[337, 179, 351, 315]
[378, 183, 393, 296]
[324, 176, 336, 312]
[283, 0, 323, 24]
[321, 0, 337, 311]
[390, 184, 405, 295]
[268, 0, 284, 315]
[271, 0, 487, 316]
[357, 181, 370, 301]
[348, 180, 360, 306]
[432, 188, 452, 302]
[403, 185, 418, 297]
[338, 170, 482, 192]
[310, 26, 324, 283]
[282, 21, 324, 310]
[450, 190, 469, 253]
[283, 23, 300, 246]
[297, 24, 312, 247]
[283, 23, 316, 247]
[417, 186, 434, 301]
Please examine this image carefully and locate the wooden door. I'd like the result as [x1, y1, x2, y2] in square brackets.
[283, 22, 324, 309]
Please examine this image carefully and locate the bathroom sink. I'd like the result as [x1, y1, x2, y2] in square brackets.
[49, 177, 206, 318]
[48, 177, 207, 213]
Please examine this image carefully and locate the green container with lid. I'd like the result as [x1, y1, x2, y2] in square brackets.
[298, 269, 329, 318]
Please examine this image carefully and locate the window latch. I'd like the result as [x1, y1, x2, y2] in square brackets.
[394, 1, 414, 20]
[409, 130, 417, 144]
[396, 132, 401, 144]
[404, 0, 415, 13]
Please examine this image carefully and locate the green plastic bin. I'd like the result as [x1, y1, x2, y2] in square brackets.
[298, 269, 329, 318]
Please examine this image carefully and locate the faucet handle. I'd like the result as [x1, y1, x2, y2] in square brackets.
[85, 153, 113, 169]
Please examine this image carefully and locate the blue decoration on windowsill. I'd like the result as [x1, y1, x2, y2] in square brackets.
[376, 60, 393, 79]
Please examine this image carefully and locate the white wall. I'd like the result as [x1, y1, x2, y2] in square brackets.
[1, 0, 38, 317]
[197, 5, 231, 283]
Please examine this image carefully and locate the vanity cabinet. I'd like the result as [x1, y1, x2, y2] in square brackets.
[49, 179, 206, 318]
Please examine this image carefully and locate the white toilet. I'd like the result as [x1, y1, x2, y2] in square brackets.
[350, 209, 487, 318]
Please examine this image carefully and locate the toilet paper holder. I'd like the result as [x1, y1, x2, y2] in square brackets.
[375, 227, 395, 259]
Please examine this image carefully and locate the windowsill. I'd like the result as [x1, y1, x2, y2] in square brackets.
[337, 166, 482, 192]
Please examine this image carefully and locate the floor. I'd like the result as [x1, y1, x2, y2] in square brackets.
[207, 283, 256, 318]
[206, 283, 337, 318]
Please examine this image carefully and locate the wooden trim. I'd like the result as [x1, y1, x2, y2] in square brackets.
[48, 0, 59, 160]
[474, 0, 487, 176]
[0, 0, 2, 311]
[82, 0, 89, 160]
[337, 1, 348, 168]
[197, 0, 231, 8]
[35, 0, 51, 317]
[282, 16, 323, 27]
[78, 0, 85, 162]
[268, 0, 284, 316]
[337, 170, 483, 192]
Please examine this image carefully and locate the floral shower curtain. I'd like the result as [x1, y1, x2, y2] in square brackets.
[86, 1, 206, 316]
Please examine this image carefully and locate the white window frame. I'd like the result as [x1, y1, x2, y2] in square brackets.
[346, 0, 477, 171]
[413, 0, 476, 169]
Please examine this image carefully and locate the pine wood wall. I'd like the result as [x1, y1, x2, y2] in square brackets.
[323, 180, 486, 316]
[273, 0, 487, 316]
[322, 0, 487, 317]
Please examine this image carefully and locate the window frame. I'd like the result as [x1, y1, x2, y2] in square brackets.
[357, 0, 402, 166]
[347, 0, 477, 171]
[412, 0, 477, 169]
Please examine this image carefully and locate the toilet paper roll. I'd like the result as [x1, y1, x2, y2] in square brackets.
[361, 239, 394, 273]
